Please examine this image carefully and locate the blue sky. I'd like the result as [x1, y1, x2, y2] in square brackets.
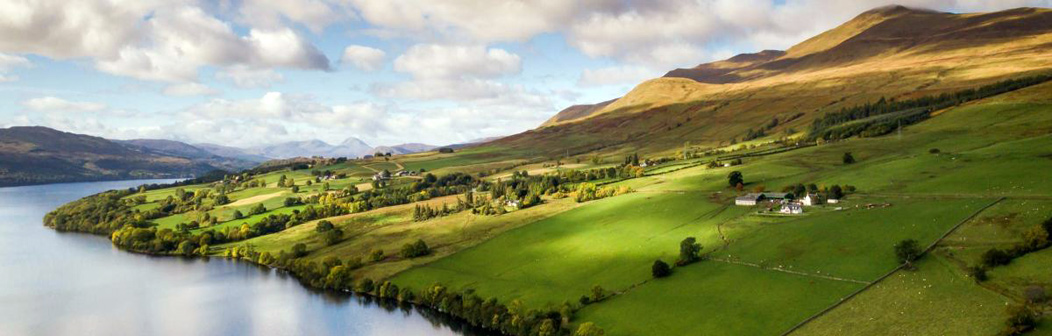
[1, 0, 1048, 148]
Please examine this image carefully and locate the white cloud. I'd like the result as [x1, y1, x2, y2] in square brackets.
[578, 66, 659, 87]
[394, 44, 521, 80]
[0, 1, 330, 83]
[341, 45, 387, 71]
[21, 96, 106, 112]
[0, 52, 31, 82]
[346, 0, 588, 42]
[236, 0, 349, 33]
[215, 66, 285, 88]
[163, 83, 220, 97]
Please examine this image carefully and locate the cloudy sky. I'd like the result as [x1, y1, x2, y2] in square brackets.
[1, 0, 1049, 147]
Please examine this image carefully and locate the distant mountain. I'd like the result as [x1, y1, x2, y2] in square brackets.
[370, 143, 438, 155]
[194, 143, 271, 163]
[118, 139, 259, 171]
[252, 137, 374, 159]
[0, 126, 220, 187]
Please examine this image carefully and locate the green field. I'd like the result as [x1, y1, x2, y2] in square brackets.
[87, 79, 1052, 335]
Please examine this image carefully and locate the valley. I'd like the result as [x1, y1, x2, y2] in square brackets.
[36, 5, 1052, 336]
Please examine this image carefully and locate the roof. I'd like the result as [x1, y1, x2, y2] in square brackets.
[782, 203, 802, 209]
[736, 193, 764, 201]
[762, 192, 789, 199]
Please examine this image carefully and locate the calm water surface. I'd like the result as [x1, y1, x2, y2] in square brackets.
[0, 180, 478, 336]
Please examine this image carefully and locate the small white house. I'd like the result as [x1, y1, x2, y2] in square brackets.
[827, 198, 840, 204]
[505, 199, 521, 208]
[780, 203, 803, 214]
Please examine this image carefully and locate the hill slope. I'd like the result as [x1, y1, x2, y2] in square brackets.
[499, 6, 1052, 157]
[0, 127, 220, 186]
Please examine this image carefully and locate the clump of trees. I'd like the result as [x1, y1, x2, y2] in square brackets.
[677, 237, 702, 266]
[400, 239, 431, 258]
[974, 216, 1051, 278]
[315, 220, 343, 246]
[574, 183, 632, 203]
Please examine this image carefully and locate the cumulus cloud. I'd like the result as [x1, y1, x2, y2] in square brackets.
[0, 52, 31, 82]
[0, 0, 330, 83]
[341, 45, 387, 71]
[393, 44, 521, 79]
[21, 97, 106, 112]
[163, 83, 220, 97]
[235, 0, 349, 33]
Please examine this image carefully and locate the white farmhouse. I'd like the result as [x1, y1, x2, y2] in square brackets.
[780, 203, 803, 214]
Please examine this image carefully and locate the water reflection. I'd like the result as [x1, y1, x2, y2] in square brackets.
[0, 180, 490, 336]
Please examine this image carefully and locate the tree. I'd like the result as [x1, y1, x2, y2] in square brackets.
[573, 322, 605, 336]
[315, 220, 334, 233]
[894, 239, 922, 267]
[1003, 304, 1037, 335]
[291, 243, 308, 258]
[727, 171, 743, 187]
[651, 259, 671, 278]
[590, 285, 605, 302]
[843, 152, 856, 164]
[678, 237, 702, 265]
[232, 210, 244, 220]
[981, 248, 1012, 267]
[322, 229, 343, 246]
[401, 239, 431, 258]
[369, 249, 384, 262]
[828, 185, 844, 199]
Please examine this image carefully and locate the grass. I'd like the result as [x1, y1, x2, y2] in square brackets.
[720, 197, 993, 281]
[576, 261, 862, 336]
[792, 255, 1010, 336]
[394, 192, 752, 307]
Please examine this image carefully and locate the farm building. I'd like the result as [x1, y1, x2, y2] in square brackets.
[780, 204, 803, 214]
[735, 193, 764, 206]
[801, 194, 823, 206]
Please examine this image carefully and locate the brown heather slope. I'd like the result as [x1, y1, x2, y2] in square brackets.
[539, 98, 617, 127]
[495, 5, 1052, 157]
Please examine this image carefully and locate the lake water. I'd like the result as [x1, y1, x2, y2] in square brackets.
[0, 180, 479, 336]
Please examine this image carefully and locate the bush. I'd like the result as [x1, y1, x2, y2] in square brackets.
[1023, 286, 1047, 304]
[400, 239, 431, 258]
[1003, 304, 1037, 335]
[843, 152, 856, 164]
[651, 260, 671, 278]
[369, 249, 384, 262]
[929, 148, 941, 154]
[981, 248, 1013, 268]
[968, 266, 988, 282]
[677, 237, 702, 265]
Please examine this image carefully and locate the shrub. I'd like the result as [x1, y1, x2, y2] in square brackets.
[981, 248, 1013, 268]
[929, 148, 941, 154]
[369, 249, 384, 262]
[968, 266, 988, 282]
[1003, 304, 1037, 335]
[1023, 286, 1047, 304]
[843, 152, 856, 164]
[400, 239, 431, 258]
[651, 260, 671, 278]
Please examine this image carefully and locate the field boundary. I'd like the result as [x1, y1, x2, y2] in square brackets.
[778, 197, 1005, 336]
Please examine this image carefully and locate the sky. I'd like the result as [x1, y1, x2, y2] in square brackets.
[1, 0, 1049, 148]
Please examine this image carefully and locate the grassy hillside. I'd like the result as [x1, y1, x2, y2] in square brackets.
[42, 5, 1052, 336]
